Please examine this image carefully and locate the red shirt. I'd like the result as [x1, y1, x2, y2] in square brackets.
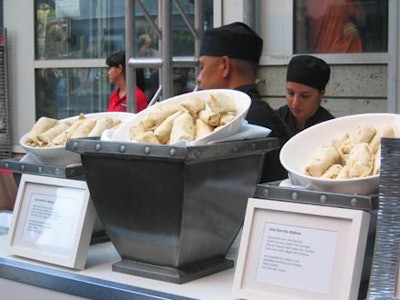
[107, 87, 149, 112]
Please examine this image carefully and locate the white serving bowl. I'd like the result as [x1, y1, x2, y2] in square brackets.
[110, 89, 251, 146]
[20, 112, 135, 166]
[280, 113, 400, 195]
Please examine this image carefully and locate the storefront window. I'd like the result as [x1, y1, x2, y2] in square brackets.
[34, 0, 213, 119]
[294, 0, 388, 54]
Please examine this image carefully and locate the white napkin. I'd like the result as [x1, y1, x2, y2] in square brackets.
[207, 121, 272, 144]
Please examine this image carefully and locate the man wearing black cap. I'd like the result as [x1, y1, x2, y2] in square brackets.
[198, 22, 291, 182]
[198, 22, 291, 147]
[278, 55, 334, 136]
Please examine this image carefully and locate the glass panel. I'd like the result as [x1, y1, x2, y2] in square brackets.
[35, 0, 213, 118]
[35, 0, 125, 60]
[36, 68, 110, 119]
[294, 0, 388, 54]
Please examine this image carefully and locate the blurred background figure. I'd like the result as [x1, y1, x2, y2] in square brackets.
[137, 34, 159, 100]
[106, 50, 149, 112]
[278, 55, 334, 136]
[306, 0, 366, 53]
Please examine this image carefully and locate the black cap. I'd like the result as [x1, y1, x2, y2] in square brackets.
[286, 55, 331, 91]
[200, 22, 263, 63]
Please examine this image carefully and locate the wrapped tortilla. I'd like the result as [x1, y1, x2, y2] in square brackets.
[219, 112, 235, 126]
[70, 118, 96, 138]
[198, 109, 220, 127]
[347, 142, 373, 178]
[336, 124, 376, 163]
[206, 93, 236, 113]
[353, 123, 377, 144]
[305, 145, 340, 177]
[181, 96, 206, 118]
[25, 116, 58, 146]
[169, 112, 195, 144]
[142, 102, 181, 129]
[372, 146, 381, 175]
[37, 121, 71, 147]
[321, 164, 343, 179]
[336, 165, 350, 179]
[194, 118, 214, 140]
[133, 131, 160, 144]
[154, 110, 184, 144]
[130, 121, 148, 140]
[88, 117, 114, 137]
[52, 114, 86, 145]
[369, 124, 395, 154]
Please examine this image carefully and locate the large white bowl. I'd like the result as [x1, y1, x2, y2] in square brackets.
[280, 113, 400, 195]
[20, 112, 136, 166]
[111, 89, 251, 146]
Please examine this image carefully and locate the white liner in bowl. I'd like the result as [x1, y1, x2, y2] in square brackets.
[280, 113, 400, 195]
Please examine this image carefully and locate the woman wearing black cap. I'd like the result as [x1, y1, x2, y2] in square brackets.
[278, 55, 334, 136]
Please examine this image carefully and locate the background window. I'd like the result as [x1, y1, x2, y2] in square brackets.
[294, 0, 388, 54]
[34, 0, 213, 119]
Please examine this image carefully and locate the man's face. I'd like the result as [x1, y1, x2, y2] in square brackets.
[197, 56, 228, 90]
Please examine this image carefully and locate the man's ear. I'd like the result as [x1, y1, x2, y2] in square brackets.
[220, 56, 231, 78]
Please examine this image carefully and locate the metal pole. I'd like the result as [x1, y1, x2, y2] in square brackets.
[125, 0, 137, 112]
[243, 0, 256, 29]
[387, 0, 399, 113]
[161, 0, 173, 99]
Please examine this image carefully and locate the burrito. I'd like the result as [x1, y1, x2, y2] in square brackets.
[335, 124, 376, 163]
[181, 96, 206, 118]
[336, 165, 350, 179]
[25, 116, 58, 146]
[372, 146, 381, 175]
[206, 93, 236, 114]
[347, 142, 373, 178]
[194, 118, 214, 140]
[37, 121, 71, 147]
[219, 112, 235, 126]
[70, 118, 96, 138]
[52, 115, 87, 145]
[130, 121, 148, 140]
[133, 131, 160, 144]
[154, 110, 184, 144]
[88, 117, 114, 137]
[353, 123, 377, 144]
[198, 109, 220, 127]
[305, 145, 340, 177]
[369, 124, 395, 154]
[142, 102, 182, 129]
[321, 164, 343, 179]
[169, 112, 195, 144]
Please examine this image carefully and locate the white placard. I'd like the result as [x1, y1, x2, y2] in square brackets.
[7, 174, 95, 269]
[232, 198, 370, 300]
[256, 222, 337, 293]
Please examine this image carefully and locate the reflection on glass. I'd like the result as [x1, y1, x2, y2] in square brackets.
[35, 68, 110, 119]
[34, 0, 213, 117]
[35, 0, 125, 60]
[295, 0, 388, 53]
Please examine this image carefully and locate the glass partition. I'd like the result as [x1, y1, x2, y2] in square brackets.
[294, 0, 388, 54]
[34, 0, 213, 119]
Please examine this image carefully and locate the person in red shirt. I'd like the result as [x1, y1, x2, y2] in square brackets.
[106, 50, 149, 112]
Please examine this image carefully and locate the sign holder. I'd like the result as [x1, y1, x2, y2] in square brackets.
[7, 174, 95, 270]
[233, 197, 370, 300]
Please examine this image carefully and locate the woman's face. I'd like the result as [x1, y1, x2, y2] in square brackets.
[107, 64, 123, 85]
[285, 81, 324, 122]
